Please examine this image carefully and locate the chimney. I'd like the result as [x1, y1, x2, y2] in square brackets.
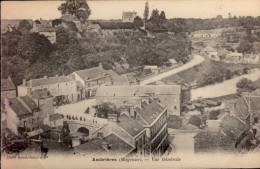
[107, 113, 118, 124]
[98, 63, 103, 69]
[129, 106, 135, 118]
[44, 76, 48, 79]
[102, 141, 111, 152]
[23, 79, 27, 86]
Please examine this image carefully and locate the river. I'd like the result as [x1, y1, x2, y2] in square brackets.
[190, 68, 260, 100]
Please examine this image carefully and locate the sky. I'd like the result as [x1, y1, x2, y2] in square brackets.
[1, 0, 260, 20]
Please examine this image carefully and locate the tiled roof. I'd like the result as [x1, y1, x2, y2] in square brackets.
[220, 115, 248, 141]
[135, 99, 165, 125]
[23, 76, 74, 87]
[117, 114, 144, 137]
[35, 20, 55, 32]
[31, 89, 52, 99]
[9, 98, 32, 117]
[1, 78, 16, 91]
[19, 96, 38, 110]
[74, 138, 103, 155]
[194, 130, 235, 152]
[96, 85, 181, 97]
[74, 133, 134, 156]
[234, 97, 249, 120]
[96, 133, 134, 156]
[49, 113, 64, 121]
[74, 67, 111, 81]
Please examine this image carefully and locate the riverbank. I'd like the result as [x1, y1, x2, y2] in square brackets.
[190, 68, 260, 100]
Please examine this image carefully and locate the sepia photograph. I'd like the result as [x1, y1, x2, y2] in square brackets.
[1, 0, 260, 168]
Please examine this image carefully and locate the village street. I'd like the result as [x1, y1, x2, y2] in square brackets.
[168, 128, 199, 156]
[140, 54, 205, 85]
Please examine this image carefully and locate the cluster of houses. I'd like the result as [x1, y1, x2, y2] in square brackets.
[194, 90, 260, 152]
[201, 45, 260, 64]
[1, 61, 184, 158]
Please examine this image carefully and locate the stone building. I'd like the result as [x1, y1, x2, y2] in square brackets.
[122, 11, 137, 22]
[30, 19, 56, 44]
[96, 85, 181, 116]
[89, 99, 168, 159]
[17, 75, 77, 102]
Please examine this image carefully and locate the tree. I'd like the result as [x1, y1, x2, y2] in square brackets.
[150, 9, 160, 22]
[159, 11, 166, 20]
[236, 38, 254, 54]
[18, 33, 53, 63]
[58, 0, 91, 21]
[133, 16, 144, 29]
[94, 103, 120, 119]
[143, 1, 149, 21]
[18, 20, 32, 35]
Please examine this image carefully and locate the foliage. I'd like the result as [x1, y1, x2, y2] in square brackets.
[189, 115, 202, 127]
[133, 16, 144, 29]
[236, 78, 256, 92]
[58, 0, 91, 21]
[236, 38, 254, 54]
[143, 1, 149, 21]
[209, 110, 221, 120]
[18, 20, 32, 35]
[17, 33, 54, 63]
[159, 11, 166, 20]
[167, 115, 182, 129]
[94, 103, 120, 119]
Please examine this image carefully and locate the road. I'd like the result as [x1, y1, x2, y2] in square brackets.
[140, 54, 205, 85]
[168, 129, 199, 156]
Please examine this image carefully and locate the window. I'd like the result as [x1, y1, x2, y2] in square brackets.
[174, 106, 177, 110]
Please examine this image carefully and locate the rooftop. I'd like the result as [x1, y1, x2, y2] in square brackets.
[220, 115, 248, 141]
[31, 89, 52, 99]
[22, 76, 74, 87]
[122, 11, 137, 18]
[117, 114, 145, 137]
[1, 77, 16, 91]
[9, 98, 32, 117]
[34, 20, 55, 32]
[74, 133, 134, 157]
[19, 96, 38, 111]
[135, 99, 166, 125]
[73, 67, 111, 81]
[96, 85, 181, 97]
[49, 114, 64, 121]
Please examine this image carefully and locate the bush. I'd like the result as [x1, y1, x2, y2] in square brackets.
[189, 115, 202, 127]
[167, 115, 182, 129]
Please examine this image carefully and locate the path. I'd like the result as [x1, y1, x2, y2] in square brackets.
[140, 55, 205, 85]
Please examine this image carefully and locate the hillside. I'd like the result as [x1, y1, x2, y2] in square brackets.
[1, 21, 192, 86]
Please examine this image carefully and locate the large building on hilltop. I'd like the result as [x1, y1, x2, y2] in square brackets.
[96, 85, 181, 116]
[122, 11, 137, 23]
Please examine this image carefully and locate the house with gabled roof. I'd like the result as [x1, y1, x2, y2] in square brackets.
[18, 75, 77, 102]
[89, 99, 168, 159]
[3, 95, 41, 135]
[1, 76, 16, 99]
[30, 19, 56, 44]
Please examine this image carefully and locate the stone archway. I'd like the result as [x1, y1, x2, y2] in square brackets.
[77, 127, 89, 137]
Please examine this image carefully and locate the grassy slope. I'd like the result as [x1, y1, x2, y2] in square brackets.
[162, 58, 260, 86]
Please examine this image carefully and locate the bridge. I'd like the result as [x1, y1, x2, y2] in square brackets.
[62, 112, 108, 137]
